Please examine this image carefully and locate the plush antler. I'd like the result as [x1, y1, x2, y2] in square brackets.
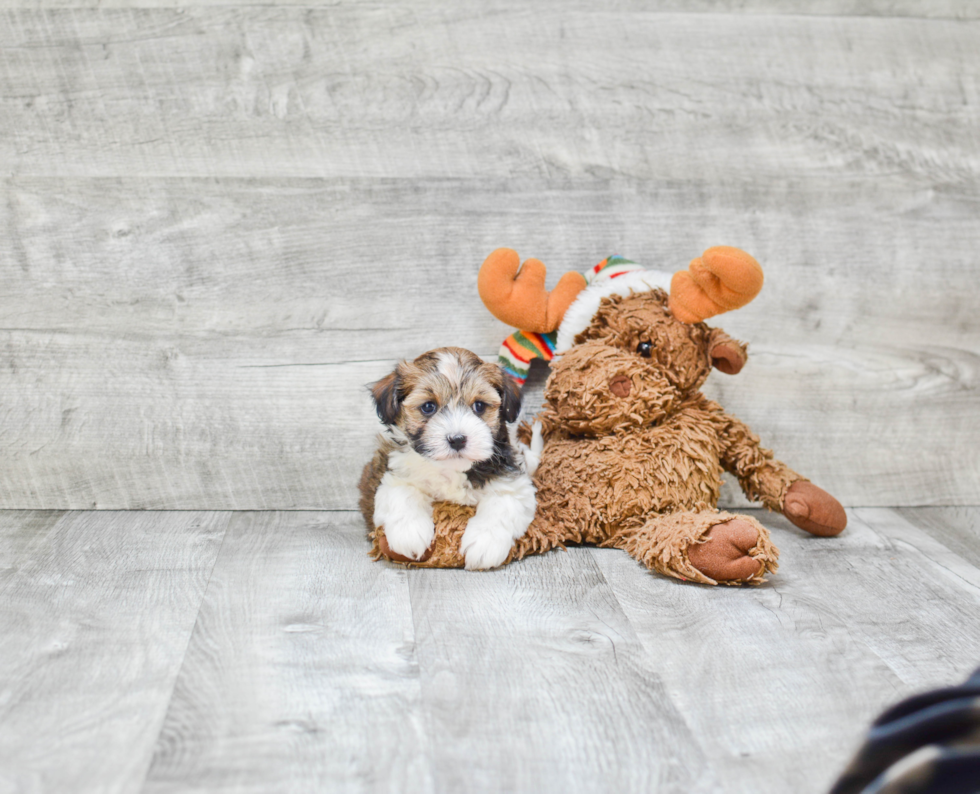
[668, 246, 764, 324]
[478, 248, 587, 333]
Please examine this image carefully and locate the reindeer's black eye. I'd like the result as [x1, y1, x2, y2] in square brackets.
[420, 401, 437, 416]
[473, 400, 486, 415]
[637, 341, 653, 358]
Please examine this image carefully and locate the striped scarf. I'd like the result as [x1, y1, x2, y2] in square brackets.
[498, 330, 557, 386]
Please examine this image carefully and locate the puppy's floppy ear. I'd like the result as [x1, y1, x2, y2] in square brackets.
[370, 369, 402, 425]
[497, 366, 523, 424]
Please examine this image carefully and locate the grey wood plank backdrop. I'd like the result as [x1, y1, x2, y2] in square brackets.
[1, 2, 978, 509]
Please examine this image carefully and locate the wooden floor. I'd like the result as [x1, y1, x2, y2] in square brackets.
[1, 507, 978, 793]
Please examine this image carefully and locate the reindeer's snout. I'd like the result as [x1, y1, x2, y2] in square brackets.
[544, 337, 685, 437]
[609, 375, 631, 398]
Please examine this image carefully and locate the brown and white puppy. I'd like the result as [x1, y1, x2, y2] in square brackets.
[359, 347, 535, 570]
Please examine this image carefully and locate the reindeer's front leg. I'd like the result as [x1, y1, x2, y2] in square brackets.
[716, 407, 847, 537]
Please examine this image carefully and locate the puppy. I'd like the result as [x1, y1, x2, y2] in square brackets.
[359, 347, 536, 570]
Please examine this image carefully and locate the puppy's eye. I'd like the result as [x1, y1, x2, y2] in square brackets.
[637, 341, 653, 358]
[473, 401, 487, 415]
[420, 401, 437, 416]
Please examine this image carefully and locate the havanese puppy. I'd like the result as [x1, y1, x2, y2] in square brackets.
[359, 347, 536, 570]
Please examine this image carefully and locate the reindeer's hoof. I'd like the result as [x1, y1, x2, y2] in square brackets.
[688, 519, 765, 583]
[377, 532, 435, 564]
[783, 482, 847, 537]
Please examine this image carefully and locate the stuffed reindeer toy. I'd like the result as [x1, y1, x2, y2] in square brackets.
[368, 246, 847, 585]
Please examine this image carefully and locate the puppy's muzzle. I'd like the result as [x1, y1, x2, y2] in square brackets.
[447, 434, 467, 451]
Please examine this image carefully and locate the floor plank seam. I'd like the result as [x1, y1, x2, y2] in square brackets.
[132, 511, 235, 794]
[405, 568, 441, 793]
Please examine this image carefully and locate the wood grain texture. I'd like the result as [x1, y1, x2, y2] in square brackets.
[1, 5, 978, 510]
[895, 506, 980, 571]
[1, 10, 978, 180]
[4, 176, 979, 352]
[0, 510, 66, 590]
[1, 176, 978, 509]
[408, 546, 711, 794]
[6, 2, 980, 18]
[0, 507, 977, 793]
[0, 510, 228, 794]
[143, 511, 431, 794]
[592, 507, 980, 794]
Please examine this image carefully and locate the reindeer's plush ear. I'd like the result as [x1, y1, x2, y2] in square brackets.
[370, 369, 402, 425]
[708, 328, 748, 375]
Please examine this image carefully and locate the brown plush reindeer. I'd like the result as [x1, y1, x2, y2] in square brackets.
[371, 246, 846, 585]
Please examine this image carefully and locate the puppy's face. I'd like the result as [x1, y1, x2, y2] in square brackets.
[371, 347, 521, 471]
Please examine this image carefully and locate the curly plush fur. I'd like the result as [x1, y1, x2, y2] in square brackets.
[370, 287, 846, 584]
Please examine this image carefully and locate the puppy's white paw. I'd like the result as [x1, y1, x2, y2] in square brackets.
[383, 513, 435, 561]
[460, 517, 515, 571]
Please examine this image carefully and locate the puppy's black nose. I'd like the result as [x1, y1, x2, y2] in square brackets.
[447, 434, 467, 451]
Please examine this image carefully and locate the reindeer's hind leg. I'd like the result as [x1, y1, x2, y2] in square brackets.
[610, 511, 779, 586]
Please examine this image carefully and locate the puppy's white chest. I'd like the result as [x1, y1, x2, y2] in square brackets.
[421, 468, 478, 506]
[388, 448, 479, 506]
